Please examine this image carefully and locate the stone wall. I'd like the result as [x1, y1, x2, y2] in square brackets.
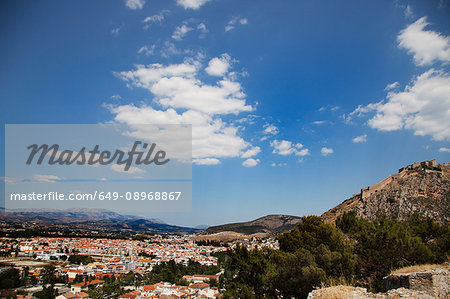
[308, 268, 449, 298]
[383, 269, 449, 298]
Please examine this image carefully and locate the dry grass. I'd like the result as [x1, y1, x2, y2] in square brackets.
[391, 263, 449, 274]
[320, 277, 352, 289]
[310, 286, 367, 299]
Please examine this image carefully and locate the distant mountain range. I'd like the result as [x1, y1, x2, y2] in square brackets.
[1, 208, 164, 224]
[202, 214, 302, 235]
[0, 208, 200, 235]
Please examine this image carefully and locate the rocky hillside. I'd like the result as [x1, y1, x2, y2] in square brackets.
[322, 160, 450, 224]
[203, 214, 302, 235]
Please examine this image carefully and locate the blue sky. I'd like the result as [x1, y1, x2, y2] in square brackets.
[1, 0, 449, 226]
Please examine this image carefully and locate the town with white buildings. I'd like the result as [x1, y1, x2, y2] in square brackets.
[0, 234, 279, 298]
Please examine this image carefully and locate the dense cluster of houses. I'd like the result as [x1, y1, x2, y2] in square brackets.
[0, 235, 279, 298]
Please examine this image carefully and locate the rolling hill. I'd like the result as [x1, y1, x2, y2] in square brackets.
[203, 214, 302, 235]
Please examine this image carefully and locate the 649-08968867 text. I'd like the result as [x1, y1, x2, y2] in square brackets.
[9, 191, 182, 201]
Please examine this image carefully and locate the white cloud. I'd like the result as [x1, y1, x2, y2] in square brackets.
[1, 176, 22, 184]
[172, 24, 193, 40]
[271, 162, 287, 167]
[385, 81, 400, 91]
[439, 147, 450, 152]
[125, 0, 145, 10]
[143, 11, 167, 25]
[366, 69, 450, 141]
[115, 60, 252, 115]
[225, 16, 248, 32]
[193, 158, 220, 165]
[160, 41, 194, 57]
[344, 102, 383, 123]
[242, 158, 260, 167]
[296, 148, 310, 156]
[111, 164, 146, 174]
[205, 54, 231, 77]
[111, 27, 121, 36]
[321, 147, 334, 156]
[398, 17, 450, 66]
[176, 0, 211, 10]
[197, 23, 208, 33]
[404, 5, 413, 18]
[111, 56, 255, 164]
[312, 120, 326, 125]
[31, 174, 63, 183]
[347, 18, 450, 142]
[138, 45, 155, 56]
[320, 105, 340, 112]
[352, 134, 367, 143]
[263, 123, 279, 135]
[271, 140, 310, 156]
[241, 146, 261, 158]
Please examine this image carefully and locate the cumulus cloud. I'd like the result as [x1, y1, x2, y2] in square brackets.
[371, 70, 450, 140]
[193, 158, 220, 165]
[111, 56, 255, 164]
[225, 16, 248, 32]
[398, 17, 450, 66]
[353, 134, 367, 143]
[115, 60, 252, 115]
[172, 24, 193, 40]
[125, 0, 145, 10]
[176, 0, 211, 10]
[205, 54, 231, 77]
[31, 174, 64, 183]
[347, 17, 450, 142]
[321, 147, 334, 156]
[263, 123, 279, 135]
[242, 158, 260, 167]
[241, 146, 261, 158]
[439, 147, 450, 152]
[270, 140, 310, 156]
[111, 164, 146, 174]
[347, 70, 450, 140]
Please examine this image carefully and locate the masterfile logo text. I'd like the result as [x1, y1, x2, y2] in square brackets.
[4, 124, 192, 213]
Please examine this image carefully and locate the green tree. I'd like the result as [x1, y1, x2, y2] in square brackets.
[0, 268, 21, 289]
[34, 285, 58, 299]
[41, 264, 57, 285]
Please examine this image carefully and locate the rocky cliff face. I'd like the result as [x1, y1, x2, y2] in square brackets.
[322, 160, 450, 224]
